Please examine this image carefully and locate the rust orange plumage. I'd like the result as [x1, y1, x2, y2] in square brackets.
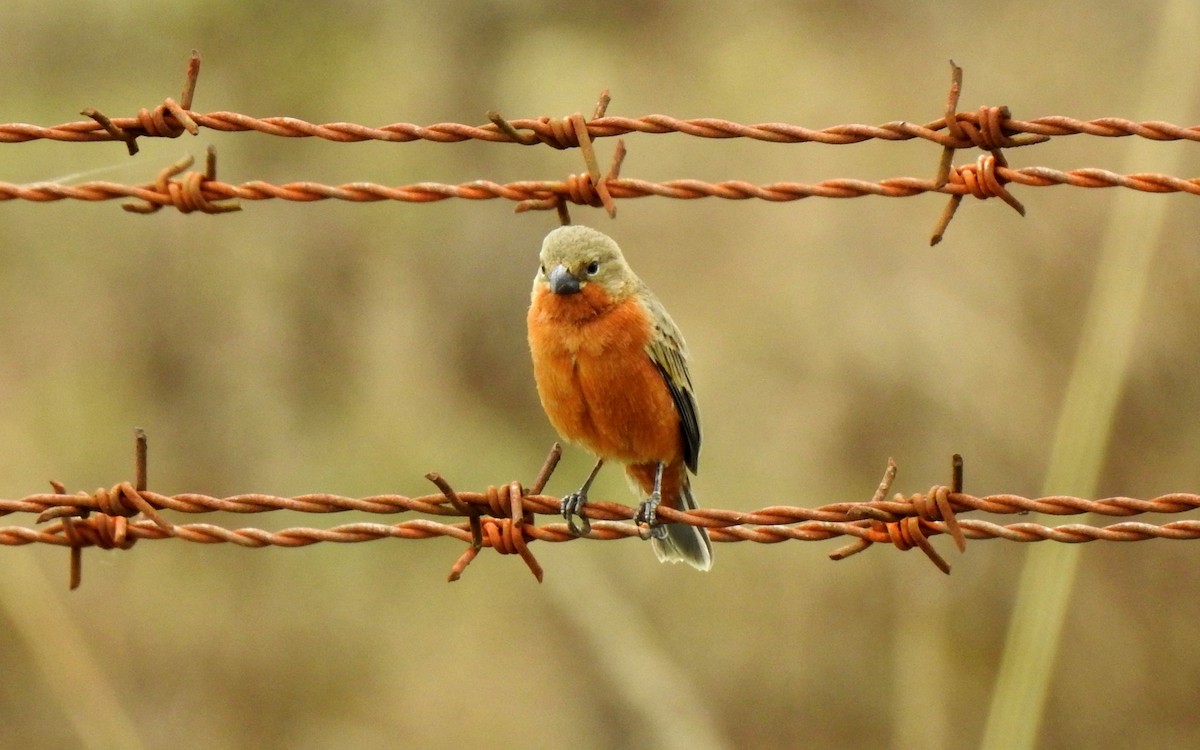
[527, 225, 712, 570]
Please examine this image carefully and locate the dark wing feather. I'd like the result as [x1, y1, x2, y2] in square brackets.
[644, 295, 701, 473]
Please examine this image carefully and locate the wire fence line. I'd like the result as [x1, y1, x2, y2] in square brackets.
[4, 163, 1196, 205]
[10, 97, 1200, 148]
[4, 53, 1200, 148]
[3, 53, 1200, 240]
[4, 438, 1200, 589]
[5, 54, 1200, 587]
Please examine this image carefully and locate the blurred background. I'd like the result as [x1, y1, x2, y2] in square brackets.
[3, 1, 1200, 748]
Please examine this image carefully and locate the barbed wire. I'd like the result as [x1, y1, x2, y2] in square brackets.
[4, 435, 1199, 589]
[5, 56, 1200, 587]
[10, 95, 1200, 147]
[3, 53, 1200, 241]
[2, 162, 1194, 204]
[3, 52, 1198, 149]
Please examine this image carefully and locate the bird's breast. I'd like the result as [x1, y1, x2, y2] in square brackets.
[528, 288, 683, 464]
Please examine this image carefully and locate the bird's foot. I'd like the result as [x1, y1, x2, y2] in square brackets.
[636, 492, 668, 540]
[561, 492, 591, 536]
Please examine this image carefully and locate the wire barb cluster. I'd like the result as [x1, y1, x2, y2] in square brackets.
[5, 433, 1200, 589]
[3, 53, 1200, 241]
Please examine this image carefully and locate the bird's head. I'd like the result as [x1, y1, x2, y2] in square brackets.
[535, 225, 638, 301]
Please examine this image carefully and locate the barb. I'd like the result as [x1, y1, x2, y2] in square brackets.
[76, 49, 202, 155]
[516, 139, 628, 220]
[427, 444, 561, 582]
[35, 429, 174, 589]
[121, 146, 241, 214]
[487, 89, 613, 150]
[830, 454, 967, 573]
[929, 61, 1028, 245]
[494, 89, 628, 221]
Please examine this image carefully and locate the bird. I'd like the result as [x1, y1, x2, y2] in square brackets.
[527, 224, 712, 571]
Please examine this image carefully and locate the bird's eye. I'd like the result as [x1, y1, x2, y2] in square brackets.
[586, 260, 600, 276]
[540, 264, 546, 275]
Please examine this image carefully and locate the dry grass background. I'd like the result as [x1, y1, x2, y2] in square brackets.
[2, 2, 1200, 748]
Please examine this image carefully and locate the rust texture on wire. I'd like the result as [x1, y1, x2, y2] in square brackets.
[5, 434, 1200, 589]
[5, 164, 1194, 205]
[4, 52, 1199, 149]
[3, 54, 1200, 241]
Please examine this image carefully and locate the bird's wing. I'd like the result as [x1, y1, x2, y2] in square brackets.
[643, 294, 701, 473]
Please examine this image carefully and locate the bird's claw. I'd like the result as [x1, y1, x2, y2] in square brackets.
[636, 494, 667, 540]
[561, 492, 591, 536]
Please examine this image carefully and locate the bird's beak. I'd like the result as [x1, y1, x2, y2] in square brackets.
[547, 263, 582, 295]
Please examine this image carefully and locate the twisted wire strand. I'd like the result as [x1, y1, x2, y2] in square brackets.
[6, 111, 1200, 147]
[6, 489, 1200, 522]
[3, 166, 1198, 212]
[5, 53, 1188, 152]
[4, 516, 1200, 550]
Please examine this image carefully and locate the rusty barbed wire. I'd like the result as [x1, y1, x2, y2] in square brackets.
[15, 110, 1200, 148]
[10, 100, 1200, 147]
[4, 162, 1198, 207]
[3, 54, 1200, 241]
[10, 484, 1200, 524]
[3, 52, 1199, 149]
[5, 59, 1200, 588]
[5, 436, 1200, 589]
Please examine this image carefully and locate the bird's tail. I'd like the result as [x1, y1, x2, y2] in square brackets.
[651, 478, 713, 571]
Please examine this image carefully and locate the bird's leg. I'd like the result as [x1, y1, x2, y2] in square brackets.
[636, 462, 668, 540]
[562, 457, 604, 536]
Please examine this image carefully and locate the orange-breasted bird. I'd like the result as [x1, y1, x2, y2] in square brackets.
[527, 225, 712, 571]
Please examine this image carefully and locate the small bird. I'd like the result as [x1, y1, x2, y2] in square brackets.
[527, 224, 712, 571]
